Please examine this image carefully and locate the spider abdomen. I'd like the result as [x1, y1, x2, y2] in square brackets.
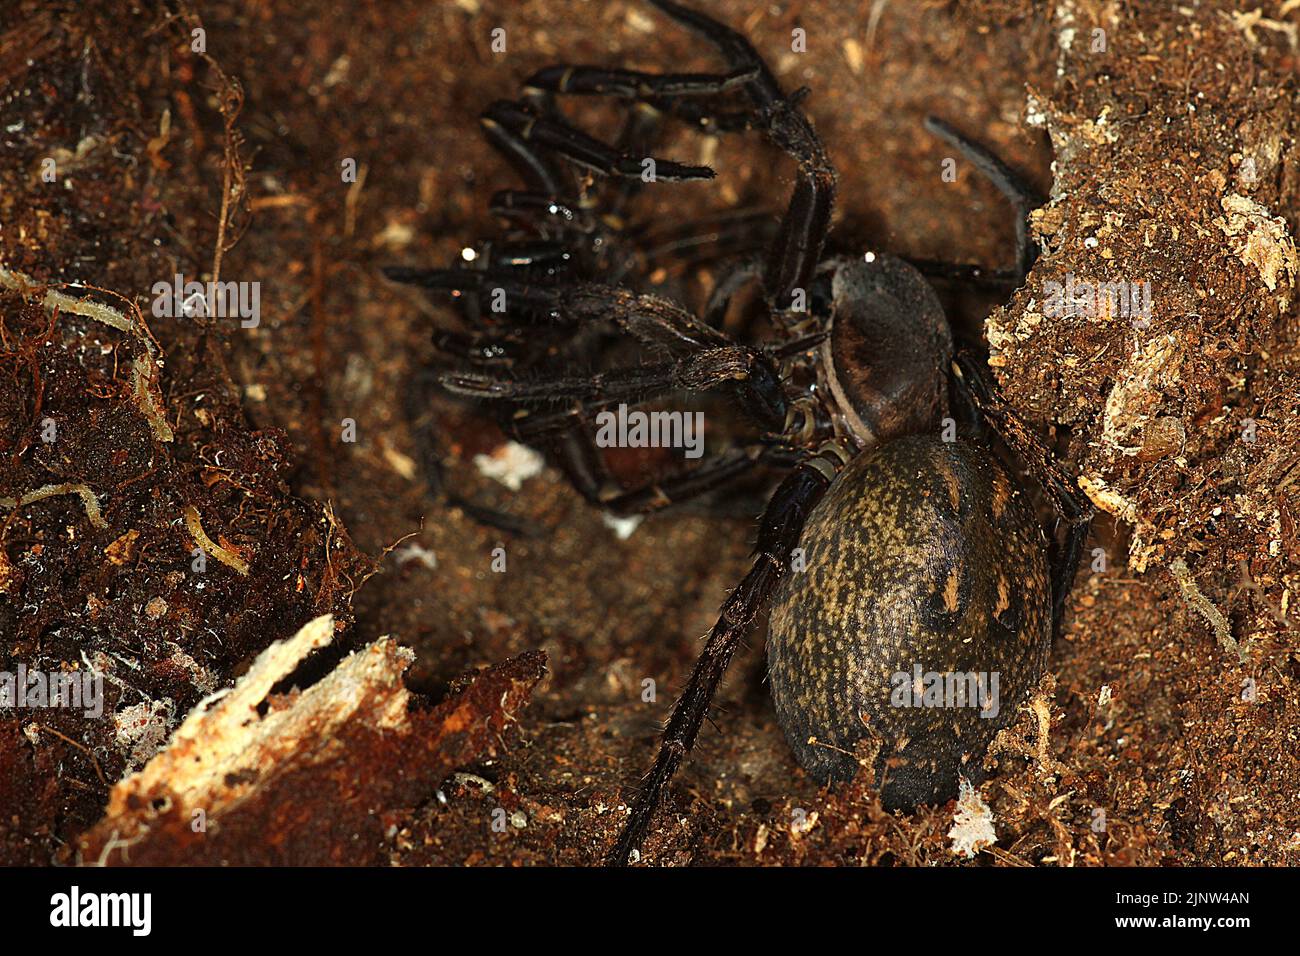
[767, 434, 1051, 809]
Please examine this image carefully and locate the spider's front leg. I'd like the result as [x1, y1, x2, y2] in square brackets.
[605, 444, 846, 864]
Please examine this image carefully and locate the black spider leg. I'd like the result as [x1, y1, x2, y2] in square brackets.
[605, 446, 843, 864]
[520, 69, 769, 283]
[526, 64, 759, 99]
[531, 407, 622, 505]
[443, 283, 788, 426]
[489, 190, 585, 235]
[526, 63, 727, 213]
[382, 268, 566, 322]
[605, 215, 774, 289]
[526, 0, 837, 310]
[442, 343, 786, 427]
[479, 94, 567, 196]
[603, 101, 663, 225]
[522, 62, 761, 139]
[951, 352, 1094, 635]
[429, 327, 523, 369]
[909, 116, 1045, 286]
[483, 100, 715, 183]
[461, 285, 793, 514]
[597, 445, 777, 515]
[536, 430, 784, 517]
[517, 411, 773, 519]
[651, 0, 836, 307]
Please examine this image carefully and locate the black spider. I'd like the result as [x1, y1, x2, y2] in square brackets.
[386, 0, 1094, 865]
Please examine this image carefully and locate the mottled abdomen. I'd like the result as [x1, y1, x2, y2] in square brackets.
[767, 434, 1050, 809]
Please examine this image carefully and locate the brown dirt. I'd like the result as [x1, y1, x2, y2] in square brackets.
[1, 0, 1297, 866]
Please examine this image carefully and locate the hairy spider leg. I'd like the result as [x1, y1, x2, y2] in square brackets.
[440, 342, 786, 427]
[605, 445, 845, 864]
[381, 267, 564, 319]
[440, 281, 799, 514]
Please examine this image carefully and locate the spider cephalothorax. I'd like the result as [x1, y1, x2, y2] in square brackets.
[386, 0, 1093, 864]
[810, 254, 953, 447]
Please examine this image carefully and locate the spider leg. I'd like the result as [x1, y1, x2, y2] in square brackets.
[488, 169, 770, 283]
[757, 96, 837, 308]
[489, 190, 587, 234]
[469, 238, 576, 281]
[639, 97, 760, 134]
[441, 343, 787, 429]
[596, 445, 776, 515]
[382, 267, 563, 318]
[634, 209, 775, 268]
[951, 352, 1094, 635]
[604, 101, 664, 219]
[484, 100, 715, 182]
[422, 279, 734, 359]
[480, 285, 790, 431]
[538, 412, 621, 502]
[702, 256, 763, 327]
[540, 417, 781, 516]
[480, 105, 566, 196]
[526, 2, 835, 308]
[562, 284, 731, 353]
[522, 62, 762, 137]
[605, 446, 842, 864]
[430, 328, 521, 368]
[402, 369, 543, 537]
[646, 0, 836, 306]
[526, 64, 759, 99]
[493, 101, 660, 264]
[429, 324, 579, 370]
[923, 116, 1044, 279]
